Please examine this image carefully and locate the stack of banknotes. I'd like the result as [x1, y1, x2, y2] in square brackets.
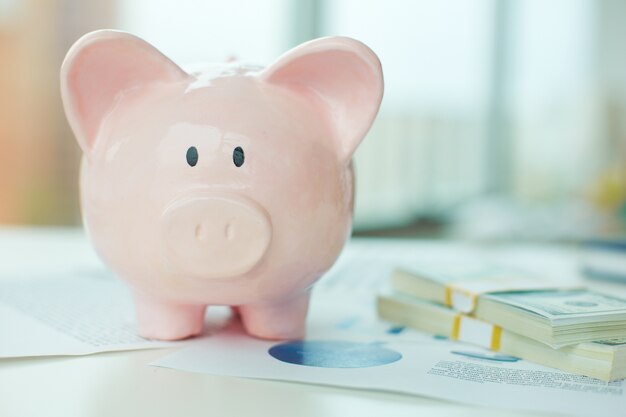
[377, 265, 626, 381]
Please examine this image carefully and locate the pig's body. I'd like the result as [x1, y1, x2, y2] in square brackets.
[62, 31, 382, 340]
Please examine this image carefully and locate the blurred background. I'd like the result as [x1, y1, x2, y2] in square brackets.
[1, 0, 626, 241]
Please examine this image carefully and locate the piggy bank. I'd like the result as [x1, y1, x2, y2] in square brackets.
[60, 30, 383, 340]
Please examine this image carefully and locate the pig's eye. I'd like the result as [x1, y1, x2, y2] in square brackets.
[233, 146, 245, 167]
[186, 146, 198, 167]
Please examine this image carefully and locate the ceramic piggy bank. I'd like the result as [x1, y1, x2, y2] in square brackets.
[60, 30, 383, 340]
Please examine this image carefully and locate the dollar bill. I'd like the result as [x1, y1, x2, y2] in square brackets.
[482, 289, 626, 321]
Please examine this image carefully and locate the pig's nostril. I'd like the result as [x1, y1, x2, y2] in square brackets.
[225, 222, 235, 240]
[194, 222, 235, 241]
[195, 224, 206, 241]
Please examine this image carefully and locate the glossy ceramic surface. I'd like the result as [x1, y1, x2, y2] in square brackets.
[60, 30, 383, 340]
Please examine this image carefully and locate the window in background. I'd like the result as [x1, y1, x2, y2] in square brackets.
[322, 0, 494, 229]
[321, 0, 625, 239]
[509, 0, 597, 200]
[451, 0, 626, 240]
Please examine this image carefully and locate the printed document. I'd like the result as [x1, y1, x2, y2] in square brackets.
[153, 243, 626, 417]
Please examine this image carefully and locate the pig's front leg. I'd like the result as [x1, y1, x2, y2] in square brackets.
[132, 291, 206, 340]
[239, 292, 310, 340]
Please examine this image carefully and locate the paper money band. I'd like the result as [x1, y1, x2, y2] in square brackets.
[451, 314, 502, 351]
[445, 286, 477, 313]
[444, 276, 559, 313]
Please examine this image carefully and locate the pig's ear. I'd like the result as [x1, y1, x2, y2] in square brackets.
[259, 37, 383, 162]
[60, 30, 188, 155]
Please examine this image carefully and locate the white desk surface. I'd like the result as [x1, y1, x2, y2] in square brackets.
[1, 228, 619, 417]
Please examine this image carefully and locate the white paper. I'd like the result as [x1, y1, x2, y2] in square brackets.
[153, 244, 626, 417]
[153, 323, 625, 417]
[0, 269, 228, 357]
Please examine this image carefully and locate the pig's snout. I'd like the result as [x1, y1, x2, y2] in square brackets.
[161, 195, 271, 278]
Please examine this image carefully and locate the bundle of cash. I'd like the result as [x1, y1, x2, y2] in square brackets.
[378, 265, 626, 381]
[378, 291, 626, 381]
[392, 266, 626, 347]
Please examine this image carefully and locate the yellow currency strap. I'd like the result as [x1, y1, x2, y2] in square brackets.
[444, 285, 479, 312]
[444, 286, 452, 307]
[490, 325, 502, 351]
[451, 313, 502, 351]
[451, 314, 461, 340]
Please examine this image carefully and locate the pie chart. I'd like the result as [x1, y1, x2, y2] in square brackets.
[268, 340, 402, 368]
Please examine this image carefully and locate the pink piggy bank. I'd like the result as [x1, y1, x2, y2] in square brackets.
[60, 30, 383, 340]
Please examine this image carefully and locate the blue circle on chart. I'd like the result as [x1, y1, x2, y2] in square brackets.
[268, 340, 402, 368]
